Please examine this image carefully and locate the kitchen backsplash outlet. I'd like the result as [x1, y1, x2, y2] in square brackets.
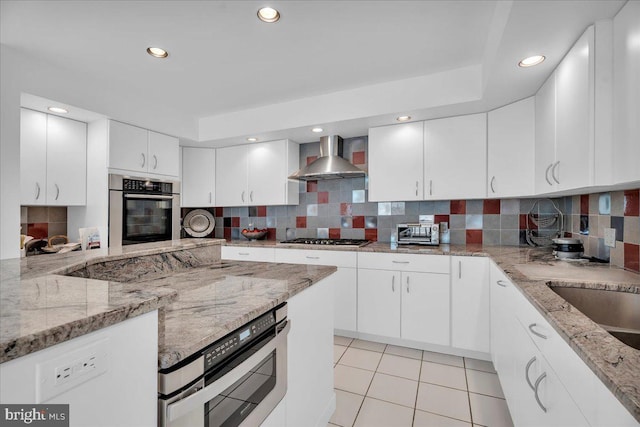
[20, 206, 67, 240]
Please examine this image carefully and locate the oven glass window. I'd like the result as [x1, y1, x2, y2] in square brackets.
[205, 351, 277, 427]
[122, 197, 172, 244]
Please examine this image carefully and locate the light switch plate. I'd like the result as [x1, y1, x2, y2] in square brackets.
[604, 228, 616, 248]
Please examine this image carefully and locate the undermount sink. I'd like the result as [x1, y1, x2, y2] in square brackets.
[549, 285, 640, 350]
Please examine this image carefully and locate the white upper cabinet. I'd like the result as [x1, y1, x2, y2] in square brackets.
[425, 113, 487, 200]
[20, 109, 48, 205]
[368, 121, 424, 202]
[216, 139, 299, 207]
[148, 131, 179, 177]
[535, 74, 558, 193]
[535, 26, 595, 194]
[181, 147, 215, 207]
[20, 109, 87, 206]
[613, 1, 640, 185]
[488, 97, 535, 198]
[554, 26, 594, 191]
[108, 120, 179, 178]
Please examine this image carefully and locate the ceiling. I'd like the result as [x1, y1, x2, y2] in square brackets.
[1, 0, 626, 146]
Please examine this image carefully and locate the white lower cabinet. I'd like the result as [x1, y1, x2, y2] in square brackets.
[274, 248, 357, 332]
[222, 246, 275, 263]
[490, 261, 637, 426]
[357, 253, 450, 346]
[451, 256, 490, 353]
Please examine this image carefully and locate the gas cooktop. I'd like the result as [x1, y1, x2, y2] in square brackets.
[278, 238, 370, 247]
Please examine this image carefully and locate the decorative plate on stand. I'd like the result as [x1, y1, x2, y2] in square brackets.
[183, 209, 215, 238]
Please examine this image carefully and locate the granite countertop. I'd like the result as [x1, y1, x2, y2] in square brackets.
[224, 239, 640, 422]
[0, 238, 337, 372]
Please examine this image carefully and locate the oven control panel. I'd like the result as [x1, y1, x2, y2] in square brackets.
[123, 178, 173, 194]
[203, 311, 276, 370]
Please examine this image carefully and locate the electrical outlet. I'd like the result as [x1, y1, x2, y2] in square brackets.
[604, 228, 616, 248]
[37, 338, 108, 403]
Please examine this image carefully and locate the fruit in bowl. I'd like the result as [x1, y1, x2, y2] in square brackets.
[241, 228, 268, 240]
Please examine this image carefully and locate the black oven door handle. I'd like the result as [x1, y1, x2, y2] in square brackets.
[124, 194, 174, 200]
[165, 320, 291, 423]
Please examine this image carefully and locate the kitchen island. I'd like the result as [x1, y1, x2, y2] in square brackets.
[0, 239, 338, 427]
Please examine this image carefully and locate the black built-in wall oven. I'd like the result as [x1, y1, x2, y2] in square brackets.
[158, 303, 289, 427]
[108, 174, 180, 247]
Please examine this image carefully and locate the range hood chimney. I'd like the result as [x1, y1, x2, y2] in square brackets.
[288, 135, 366, 181]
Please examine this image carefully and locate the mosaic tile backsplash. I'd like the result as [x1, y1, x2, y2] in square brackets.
[205, 136, 639, 273]
[20, 206, 68, 240]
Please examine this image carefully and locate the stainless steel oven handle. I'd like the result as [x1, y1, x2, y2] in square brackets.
[124, 194, 174, 200]
[165, 320, 291, 423]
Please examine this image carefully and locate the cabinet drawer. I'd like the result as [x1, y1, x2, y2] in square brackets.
[221, 246, 275, 262]
[275, 249, 356, 268]
[513, 287, 556, 354]
[358, 252, 449, 273]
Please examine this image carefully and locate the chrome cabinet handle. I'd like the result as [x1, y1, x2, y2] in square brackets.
[35, 182, 41, 200]
[529, 323, 548, 339]
[250, 191, 254, 202]
[551, 161, 560, 184]
[458, 260, 462, 279]
[490, 176, 496, 193]
[429, 179, 433, 196]
[54, 183, 60, 201]
[534, 372, 548, 413]
[392, 260, 410, 264]
[496, 280, 507, 288]
[238, 252, 250, 256]
[305, 256, 320, 260]
[141, 153, 146, 168]
[406, 276, 410, 293]
[392, 276, 395, 292]
[209, 192, 212, 203]
[525, 356, 536, 391]
[415, 181, 419, 197]
[153, 154, 158, 170]
[241, 191, 245, 202]
[545, 163, 553, 186]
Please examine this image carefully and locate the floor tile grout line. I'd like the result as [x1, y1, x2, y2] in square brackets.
[411, 352, 425, 427]
[464, 357, 475, 426]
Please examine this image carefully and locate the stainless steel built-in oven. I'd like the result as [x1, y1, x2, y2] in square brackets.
[109, 174, 180, 247]
[158, 303, 290, 427]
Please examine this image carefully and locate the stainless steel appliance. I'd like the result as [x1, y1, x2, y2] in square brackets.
[158, 304, 289, 427]
[288, 135, 366, 181]
[397, 220, 440, 246]
[552, 237, 584, 259]
[278, 238, 370, 247]
[109, 174, 180, 247]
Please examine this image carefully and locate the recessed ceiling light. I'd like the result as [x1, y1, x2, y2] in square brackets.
[48, 106, 68, 114]
[311, 127, 323, 133]
[247, 137, 259, 142]
[147, 47, 168, 58]
[396, 115, 411, 122]
[257, 7, 280, 23]
[518, 55, 545, 67]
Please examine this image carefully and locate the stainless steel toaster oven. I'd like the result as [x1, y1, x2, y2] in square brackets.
[397, 221, 440, 246]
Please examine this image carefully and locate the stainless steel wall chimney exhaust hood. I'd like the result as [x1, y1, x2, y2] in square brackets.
[288, 135, 366, 181]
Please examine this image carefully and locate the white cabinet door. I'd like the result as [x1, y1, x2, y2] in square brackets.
[487, 98, 535, 198]
[248, 139, 287, 205]
[108, 120, 148, 174]
[401, 272, 450, 346]
[368, 122, 423, 202]
[216, 145, 248, 207]
[148, 131, 179, 177]
[613, 0, 640, 185]
[451, 256, 490, 353]
[222, 246, 275, 262]
[555, 26, 594, 191]
[358, 269, 401, 338]
[182, 147, 215, 207]
[535, 74, 558, 193]
[46, 115, 87, 206]
[20, 109, 47, 205]
[334, 268, 357, 332]
[425, 113, 487, 199]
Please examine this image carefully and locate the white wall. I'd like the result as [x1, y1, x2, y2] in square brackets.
[0, 45, 198, 259]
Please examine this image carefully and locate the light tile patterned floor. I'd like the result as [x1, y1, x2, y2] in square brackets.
[330, 336, 514, 427]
